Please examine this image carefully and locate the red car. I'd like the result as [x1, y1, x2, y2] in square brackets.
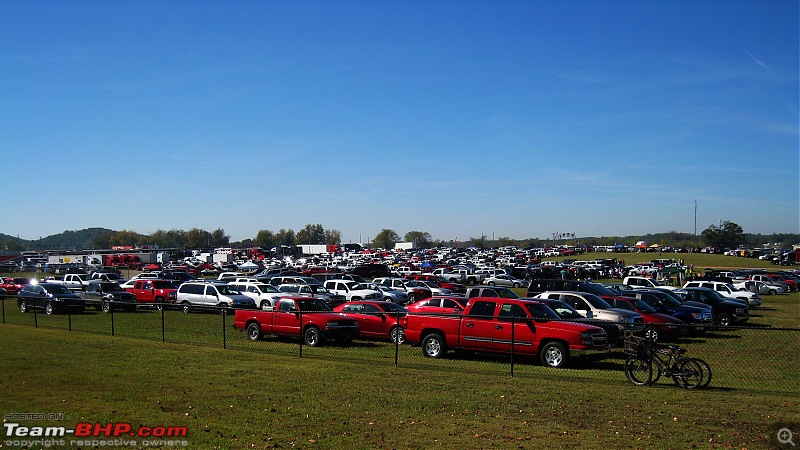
[333, 301, 408, 344]
[405, 296, 468, 315]
[605, 296, 687, 342]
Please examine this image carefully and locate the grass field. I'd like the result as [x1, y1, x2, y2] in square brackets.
[0, 252, 798, 449]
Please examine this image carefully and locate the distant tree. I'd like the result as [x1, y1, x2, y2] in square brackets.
[186, 228, 211, 248]
[404, 231, 432, 248]
[701, 221, 746, 249]
[275, 229, 296, 246]
[254, 229, 276, 247]
[496, 236, 516, 247]
[210, 228, 230, 247]
[93, 233, 112, 249]
[373, 229, 400, 250]
[296, 224, 326, 245]
[109, 230, 142, 247]
[470, 234, 487, 249]
[324, 229, 342, 245]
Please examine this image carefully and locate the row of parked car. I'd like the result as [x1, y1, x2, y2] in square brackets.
[8, 267, 792, 370]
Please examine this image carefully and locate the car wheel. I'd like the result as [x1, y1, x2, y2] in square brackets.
[407, 294, 416, 302]
[539, 341, 569, 368]
[768, 289, 777, 295]
[303, 326, 322, 347]
[156, 303, 164, 311]
[716, 313, 732, 327]
[260, 301, 271, 311]
[182, 302, 191, 314]
[487, 281, 495, 286]
[390, 326, 405, 345]
[18, 300, 27, 313]
[421, 333, 446, 358]
[246, 322, 263, 341]
[44, 301, 54, 315]
[102, 301, 111, 313]
[513, 283, 520, 288]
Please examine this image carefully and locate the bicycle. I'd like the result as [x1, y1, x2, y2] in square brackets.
[623, 336, 712, 389]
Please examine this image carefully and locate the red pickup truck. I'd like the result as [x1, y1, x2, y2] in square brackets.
[404, 297, 609, 368]
[233, 297, 360, 347]
[126, 279, 178, 309]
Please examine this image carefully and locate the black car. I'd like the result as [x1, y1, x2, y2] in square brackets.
[533, 297, 622, 347]
[83, 282, 138, 312]
[674, 287, 749, 326]
[17, 283, 85, 315]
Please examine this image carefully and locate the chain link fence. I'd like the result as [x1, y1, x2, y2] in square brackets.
[2, 295, 797, 394]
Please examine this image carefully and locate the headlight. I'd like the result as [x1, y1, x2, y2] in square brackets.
[691, 312, 702, 319]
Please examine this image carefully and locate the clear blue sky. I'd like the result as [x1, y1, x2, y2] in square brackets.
[1, 0, 798, 244]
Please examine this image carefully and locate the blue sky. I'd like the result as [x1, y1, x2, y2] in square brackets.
[1, 0, 798, 244]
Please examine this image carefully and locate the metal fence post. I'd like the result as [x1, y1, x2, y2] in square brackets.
[394, 311, 400, 368]
[510, 316, 516, 377]
[161, 305, 166, 343]
[110, 306, 115, 337]
[33, 305, 38, 328]
[2, 295, 5, 324]
[222, 308, 227, 350]
[298, 310, 303, 358]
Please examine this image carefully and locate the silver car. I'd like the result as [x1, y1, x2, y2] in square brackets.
[484, 274, 527, 288]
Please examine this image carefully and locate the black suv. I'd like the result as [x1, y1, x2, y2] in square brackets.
[18, 283, 85, 315]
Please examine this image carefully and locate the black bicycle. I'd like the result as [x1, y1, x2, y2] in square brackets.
[623, 336, 712, 389]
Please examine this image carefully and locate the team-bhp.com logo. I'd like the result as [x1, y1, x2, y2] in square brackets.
[4, 422, 188, 447]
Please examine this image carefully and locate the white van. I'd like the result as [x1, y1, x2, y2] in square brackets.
[176, 281, 256, 313]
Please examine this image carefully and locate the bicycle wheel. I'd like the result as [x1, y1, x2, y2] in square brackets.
[674, 359, 703, 389]
[689, 358, 712, 388]
[624, 357, 658, 386]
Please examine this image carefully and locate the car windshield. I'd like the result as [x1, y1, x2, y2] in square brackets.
[309, 285, 330, 294]
[380, 302, 408, 313]
[352, 283, 371, 290]
[216, 285, 242, 295]
[580, 282, 617, 297]
[295, 299, 332, 312]
[497, 288, 520, 299]
[152, 281, 175, 289]
[257, 284, 280, 293]
[545, 301, 584, 319]
[630, 298, 657, 313]
[525, 303, 562, 321]
[44, 284, 72, 295]
[584, 293, 613, 309]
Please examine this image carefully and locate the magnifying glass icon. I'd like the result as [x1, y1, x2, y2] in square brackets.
[778, 428, 795, 446]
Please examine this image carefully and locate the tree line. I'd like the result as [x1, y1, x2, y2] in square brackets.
[0, 222, 797, 252]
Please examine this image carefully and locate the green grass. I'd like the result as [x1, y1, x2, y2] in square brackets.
[0, 324, 797, 449]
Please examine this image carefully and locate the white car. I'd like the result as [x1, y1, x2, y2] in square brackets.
[484, 274, 527, 288]
[323, 280, 381, 301]
[230, 282, 290, 310]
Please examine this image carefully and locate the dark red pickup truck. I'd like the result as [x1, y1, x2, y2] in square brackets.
[404, 297, 609, 368]
[233, 297, 360, 346]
